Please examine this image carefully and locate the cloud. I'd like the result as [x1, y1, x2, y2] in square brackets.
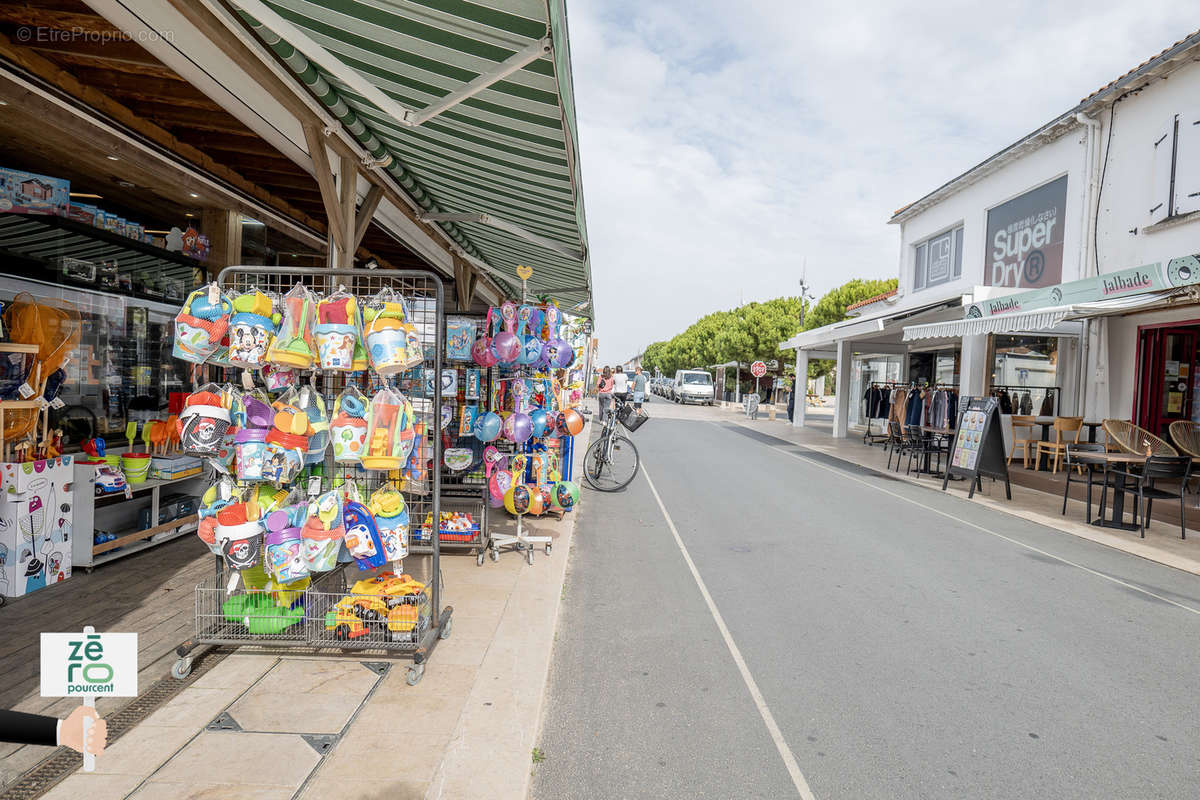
[568, 0, 1196, 363]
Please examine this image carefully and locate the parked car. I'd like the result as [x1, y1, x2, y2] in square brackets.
[673, 369, 714, 405]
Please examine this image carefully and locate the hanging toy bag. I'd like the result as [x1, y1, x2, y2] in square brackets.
[362, 288, 423, 374]
[315, 288, 362, 371]
[180, 384, 231, 455]
[264, 504, 309, 584]
[298, 386, 329, 466]
[265, 283, 317, 369]
[228, 289, 278, 368]
[198, 478, 240, 556]
[214, 502, 264, 571]
[472, 307, 499, 367]
[360, 387, 416, 470]
[491, 301, 521, 364]
[302, 490, 345, 572]
[342, 500, 386, 571]
[261, 387, 311, 485]
[233, 392, 274, 481]
[518, 305, 544, 366]
[173, 282, 232, 364]
[331, 385, 370, 464]
[369, 487, 409, 561]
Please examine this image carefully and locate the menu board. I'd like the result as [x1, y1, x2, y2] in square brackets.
[943, 396, 1011, 499]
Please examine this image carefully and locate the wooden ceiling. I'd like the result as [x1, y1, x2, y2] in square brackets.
[0, 0, 429, 271]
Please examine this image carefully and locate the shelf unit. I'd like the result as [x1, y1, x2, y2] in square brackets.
[72, 458, 206, 572]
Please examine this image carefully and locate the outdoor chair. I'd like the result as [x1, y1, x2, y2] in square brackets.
[904, 425, 946, 479]
[1009, 415, 1037, 468]
[1168, 420, 1200, 459]
[1036, 416, 1084, 474]
[1105, 455, 1192, 539]
[1103, 419, 1178, 457]
[1061, 442, 1107, 519]
[887, 422, 918, 473]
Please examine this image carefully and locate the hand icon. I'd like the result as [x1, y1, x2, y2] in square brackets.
[60, 705, 107, 756]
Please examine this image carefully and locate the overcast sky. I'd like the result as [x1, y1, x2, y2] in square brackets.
[566, 1, 1197, 364]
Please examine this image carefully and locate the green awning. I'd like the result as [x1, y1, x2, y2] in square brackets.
[232, 0, 592, 312]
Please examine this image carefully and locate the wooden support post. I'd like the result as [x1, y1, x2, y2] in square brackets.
[353, 185, 383, 252]
[301, 123, 346, 257]
[337, 153, 357, 268]
[201, 209, 243, 274]
[453, 255, 477, 311]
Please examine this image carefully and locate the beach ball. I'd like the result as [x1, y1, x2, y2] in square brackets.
[556, 408, 584, 437]
[472, 337, 498, 367]
[530, 408, 549, 439]
[504, 412, 533, 444]
[520, 337, 543, 365]
[474, 411, 502, 442]
[551, 481, 580, 511]
[504, 484, 544, 516]
[492, 331, 521, 363]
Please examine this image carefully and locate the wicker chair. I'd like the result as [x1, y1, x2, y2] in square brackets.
[1169, 420, 1200, 458]
[1102, 419, 1178, 456]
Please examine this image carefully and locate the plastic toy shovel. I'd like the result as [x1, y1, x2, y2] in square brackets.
[125, 421, 138, 452]
[142, 423, 153, 452]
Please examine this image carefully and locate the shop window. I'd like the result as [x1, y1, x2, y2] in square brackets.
[0, 277, 189, 450]
[991, 335, 1058, 415]
[912, 226, 964, 291]
[1149, 110, 1200, 223]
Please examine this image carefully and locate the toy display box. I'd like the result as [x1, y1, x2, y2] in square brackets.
[150, 455, 203, 480]
[0, 167, 70, 216]
[0, 456, 75, 599]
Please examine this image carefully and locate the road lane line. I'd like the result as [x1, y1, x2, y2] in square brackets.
[642, 464, 818, 800]
[725, 424, 1200, 617]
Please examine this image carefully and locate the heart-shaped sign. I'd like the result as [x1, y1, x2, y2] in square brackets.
[516, 264, 533, 281]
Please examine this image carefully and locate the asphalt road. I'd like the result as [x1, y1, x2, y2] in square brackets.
[531, 404, 1200, 799]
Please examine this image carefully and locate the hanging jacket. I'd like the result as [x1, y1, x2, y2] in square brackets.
[891, 388, 908, 425]
[905, 388, 924, 426]
[1038, 391, 1055, 417]
[947, 392, 958, 429]
[1019, 391, 1033, 415]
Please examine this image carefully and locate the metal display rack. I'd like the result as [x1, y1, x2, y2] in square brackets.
[173, 266, 451, 687]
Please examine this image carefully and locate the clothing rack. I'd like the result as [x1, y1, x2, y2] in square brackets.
[862, 381, 911, 445]
[990, 385, 1059, 416]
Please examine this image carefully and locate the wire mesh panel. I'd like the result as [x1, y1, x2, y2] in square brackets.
[305, 567, 431, 652]
[194, 571, 307, 644]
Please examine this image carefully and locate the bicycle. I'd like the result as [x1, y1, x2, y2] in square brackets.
[582, 396, 642, 492]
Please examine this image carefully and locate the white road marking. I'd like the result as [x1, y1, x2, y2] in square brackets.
[642, 464, 818, 800]
[727, 423, 1200, 618]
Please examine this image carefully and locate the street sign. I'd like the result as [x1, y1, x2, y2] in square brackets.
[750, 361, 767, 378]
[765, 359, 779, 371]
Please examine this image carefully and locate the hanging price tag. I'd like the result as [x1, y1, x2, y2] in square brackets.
[208, 283, 220, 305]
[307, 475, 322, 497]
[17, 382, 34, 399]
[49, 396, 65, 409]
[241, 369, 254, 391]
[123, 483, 133, 500]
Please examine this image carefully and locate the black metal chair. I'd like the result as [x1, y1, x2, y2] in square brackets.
[1107, 455, 1192, 539]
[1060, 443, 1106, 519]
[886, 421, 915, 472]
[905, 425, 945, 478]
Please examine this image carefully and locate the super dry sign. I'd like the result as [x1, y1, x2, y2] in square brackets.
[986, 176, 1068, 289]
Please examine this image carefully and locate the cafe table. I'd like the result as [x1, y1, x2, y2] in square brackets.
[1073, 452, 1148, 531]
[918, 426, 954, 476]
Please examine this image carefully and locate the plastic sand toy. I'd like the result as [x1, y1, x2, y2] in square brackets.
[314, 289, 362, 371]
[228, 289, 279, 368]
[369, 487, 409, 561]
[362, 289, 423, 374]
[360, 387, 416, 470]
[331, 386, 369, 464]
[302, 490, 345, 572]
[265, 283, 317, 369]
[180, 385, 231, 455]
[173, 283, 232, 364]
[342, 500, 386, 571]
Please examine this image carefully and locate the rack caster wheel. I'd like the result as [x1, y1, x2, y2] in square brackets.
[476, 552, 485, 567]
[489, 549, 499, 562]
[439, 618, 452, 639]
[406, 664, 425, 686]
[171, 657, 193, 680]
[544, 543, 552, 555]
[526, 548, 534, 565]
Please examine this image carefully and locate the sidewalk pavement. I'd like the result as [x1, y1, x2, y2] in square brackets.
[7, 422, 589, 800]
[727, 406, 1200, 577]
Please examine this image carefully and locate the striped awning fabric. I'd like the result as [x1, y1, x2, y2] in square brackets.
[233, 0, 592, 311]
[902, 308, 1072, 340]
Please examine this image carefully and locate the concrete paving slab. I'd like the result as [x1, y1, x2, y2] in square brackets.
[127, 780, 296, 799]
[90, 723, 197, 776]
[140, 687, 243, 730]
[38, 771, 144, 800]
[314, 731, 449, 781]
[149, 731, 320, 788]
[189, 655, 279, 691]
[223, 659, 380, 734]
[298, 774, 426, 800]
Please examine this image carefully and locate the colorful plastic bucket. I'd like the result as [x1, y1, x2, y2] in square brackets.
[121, 452, 151, 484]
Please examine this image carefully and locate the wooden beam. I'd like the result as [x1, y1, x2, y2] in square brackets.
[337, 153, 357, 268]
[201, 209, 242, 273]
[453, 254, 477, 311]
[0, 5, 116, 34]
[0, 30, 328, 242]
[19, 38, 165, 70]
[352, 185, 383, 252]
[302, 123, 346, 254]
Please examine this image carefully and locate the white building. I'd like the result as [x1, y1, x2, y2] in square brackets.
[783, 30, 1200, 444]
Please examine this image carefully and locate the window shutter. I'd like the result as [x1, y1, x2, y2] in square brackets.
[952, 227, 964, 278]
[1149, 116, 1176, 223]
[914, 243, 927, 290]
[1173, 112, 1200, 216]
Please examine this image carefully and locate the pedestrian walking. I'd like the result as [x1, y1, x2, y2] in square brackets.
[787, 382, 796, 423]
[632, 366, 648, 409]
[597, 366, 614, 421]
[612, 367, 629, 401]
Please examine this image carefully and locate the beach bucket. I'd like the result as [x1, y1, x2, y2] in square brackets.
[215, 519, 264, 571]
[264, 512, 308, 585]
[314, 323, 358, 371]
[180, 404, 230, 455]
[103, 454, 122, 471]
[263, 430, 306, 486]
[229, 311, 275, 368]
[121, 452, 151, 484]
[234, 428, 268, 481]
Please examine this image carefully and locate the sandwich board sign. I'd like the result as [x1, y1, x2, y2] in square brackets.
[942, 396, 1011, 500]
[42, 626, 137, 770]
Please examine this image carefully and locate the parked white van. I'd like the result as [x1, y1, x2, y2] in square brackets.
[672, 370, 714, 405]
